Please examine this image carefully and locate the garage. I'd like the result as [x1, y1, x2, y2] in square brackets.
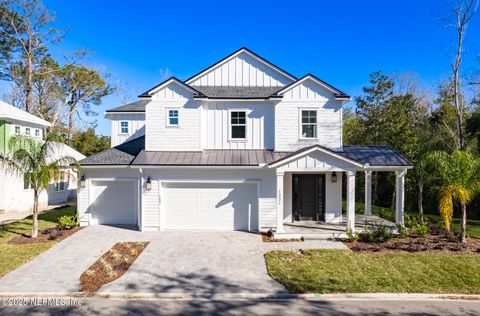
[90, 180, 137, 226]
[163, 182, 259, 231]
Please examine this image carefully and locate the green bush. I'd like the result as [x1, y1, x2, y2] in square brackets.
[412, 223, 429, 236]
[346, 228, 358, 242]
[362, 226, 375, 242]
[397, 225, 409, 237]
[372, 225, 393, 241]
[57, 214, 78, 230]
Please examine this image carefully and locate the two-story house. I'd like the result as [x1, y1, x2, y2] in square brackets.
[0, 100, 85, 213]
[78, 48, 412, 235]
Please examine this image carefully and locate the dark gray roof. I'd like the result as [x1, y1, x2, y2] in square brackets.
[106, 100, 149, 113]
[191, 86, 283, 99]
[80, 136, 145, 165]
[132, 150, 290, 166]
[341, 145, 412, 167]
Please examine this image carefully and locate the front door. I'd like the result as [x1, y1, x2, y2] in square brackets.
[292, 174, 325, 222]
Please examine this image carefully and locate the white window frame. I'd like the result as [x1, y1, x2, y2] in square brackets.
[35, 129, 40, 137]
[228, 109, 248, 141]
[166, 108, 180, 127]
[54, 172, 66, 192]
[299, 108, 318, 139]
[25, 127, 31, 136]
[14, 126, 20, 135]
[119, 121, 129, 134]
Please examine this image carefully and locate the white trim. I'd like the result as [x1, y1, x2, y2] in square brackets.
[105, 111, 146, 115]
[228, 109, 248, 141]
[131, 165, 264, 169]
[193, 98, 282, 102]
[119, 121, 129, 134]
[143, 78, 199, 97]
[298, 108, 318, 140]
[185, 48, 297, 85]
[276, 75, 344, 96]
[159, 179, 261, 184]
[166, 108, 180, 127]
[365, 166, 414, 170]
[268, 147, 364, 169]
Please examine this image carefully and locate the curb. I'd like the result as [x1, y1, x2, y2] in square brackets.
[0, 292, 479, 301]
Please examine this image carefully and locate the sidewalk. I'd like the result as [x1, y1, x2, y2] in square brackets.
[0, 202, 75, 225]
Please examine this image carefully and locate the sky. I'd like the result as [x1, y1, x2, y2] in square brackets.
[3, 0, 480, 136]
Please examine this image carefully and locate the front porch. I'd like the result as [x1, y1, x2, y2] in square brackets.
[282, 215, 396, 240]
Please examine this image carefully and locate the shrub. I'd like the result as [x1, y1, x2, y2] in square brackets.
[361, 226, 375, 243]
[396, 225, 408, 238]
[412, 223, 429, 236]
[375, 226, 393, 241]
[57, 214, 78, 230]
[346, 228, 358, 242]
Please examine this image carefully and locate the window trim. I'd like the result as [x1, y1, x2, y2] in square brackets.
[166, 108, 180, 127]
[228, 109, 248, 141]
[14, 125, 20, 135]
[119, 121, 129, 134]
[25, 127, 31, 136]
[54, 172, 66, 192]
[299, 108, 318, 140]
[35, 129, 40, 137]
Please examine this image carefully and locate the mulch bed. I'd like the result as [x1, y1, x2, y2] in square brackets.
[80, 242, 149, 292]
[343, 223, 480, 254]
[7, 226, 83, 244]
[261, 232, 303, 242]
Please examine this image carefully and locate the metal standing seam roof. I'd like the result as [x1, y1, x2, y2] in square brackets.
[341, 145, 412, 167]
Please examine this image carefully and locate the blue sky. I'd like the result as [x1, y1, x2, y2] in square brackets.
[4, 0, 480, 136]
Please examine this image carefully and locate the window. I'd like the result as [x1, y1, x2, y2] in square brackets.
[54, 172, 66, 192]
[25, 127, 30, 136]
[14, 126, 20, 135]
[23, 173, 32, 190]
[120, 121, 129, 134]
[167, 109, 179, 126]
[301, 110, 317, 138]
[35, 129, 40, 137]
[230, 111, 246, 139]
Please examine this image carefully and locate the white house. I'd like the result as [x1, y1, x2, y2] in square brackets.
[78, 48, 412, 235]
[0, 100, 85, 213]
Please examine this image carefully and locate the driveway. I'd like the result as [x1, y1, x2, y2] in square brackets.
[0, 225, 346, 295]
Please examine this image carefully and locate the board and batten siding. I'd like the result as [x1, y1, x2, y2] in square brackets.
[275, 79, 343, 151]
[188, 51, 293, 87]
[146, 83, 201, 151]
[202, 102, 274, 150]
[109, 114, 145, 147]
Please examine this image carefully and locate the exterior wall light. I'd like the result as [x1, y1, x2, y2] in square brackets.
[331, 172, 337, 183]
[80, 175, 86, 188]
[146, 176, 152, 191]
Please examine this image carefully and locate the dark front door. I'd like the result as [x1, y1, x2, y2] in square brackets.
[292, 174, 325, 222]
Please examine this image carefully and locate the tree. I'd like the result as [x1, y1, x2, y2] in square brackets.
[60, 65, 114, 144]
[0, 0, 63, 113]
[0, 136, 79, 238]
[426, 150, 480, 242]
[71, 128, 110, 156]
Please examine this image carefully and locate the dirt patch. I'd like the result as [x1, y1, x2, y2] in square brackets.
[7, 226, 83, 244]
[80, 242, 149, 292]
[343, 223, 480, 254]
[261, 232, 303, 242]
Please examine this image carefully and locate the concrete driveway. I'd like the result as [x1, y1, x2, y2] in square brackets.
[0, 225, 346, 295]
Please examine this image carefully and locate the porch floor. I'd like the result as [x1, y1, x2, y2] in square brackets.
[283, 215, 396, 239]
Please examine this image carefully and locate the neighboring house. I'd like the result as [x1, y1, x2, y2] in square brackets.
[0, 100, 85, 213]
[78, 47, 412, 234]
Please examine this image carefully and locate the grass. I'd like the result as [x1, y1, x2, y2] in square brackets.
[265, 249, 480, 294]
[342, 200, 480, 238]
[0, 205, 76, 276]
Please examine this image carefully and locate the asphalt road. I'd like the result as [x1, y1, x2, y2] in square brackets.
[0, 297, 479, 315]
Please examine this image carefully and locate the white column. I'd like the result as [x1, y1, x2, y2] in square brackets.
[276, 171, 285, 234]
[346, 170, 356, 231]
[364, 170, 372, 216]
[395, 169, 407, 227]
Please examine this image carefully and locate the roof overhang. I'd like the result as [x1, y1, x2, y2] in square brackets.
[138, 77, 205, 99]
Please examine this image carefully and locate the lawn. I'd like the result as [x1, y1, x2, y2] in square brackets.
[265, 249, 480, 294]
[342, 201, 480, 238]
[0, 205, 76, 277]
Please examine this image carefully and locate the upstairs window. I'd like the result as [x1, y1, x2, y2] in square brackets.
[230, 111, 246, 139]
[301, 110, 317, 138]
[120, 121, 129, 134]
[35, 129, 40, 137]
[167, 109, 179, 126]
[25, 127, 31, 136]
[14, 126, 20, 135]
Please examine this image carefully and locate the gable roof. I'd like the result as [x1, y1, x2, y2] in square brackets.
[184, 47, 297, 85]
[138, 77, 205, 99]
[106, 100, 149, 113]
[342, 145, 412, 167]
[191, 86, 283, 99]
[274, 74, 350, 99]
[0, 100, 51, 127]
[79, 136, 145, 165]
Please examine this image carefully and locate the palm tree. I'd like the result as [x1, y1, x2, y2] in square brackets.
[0, 136, 79, 238]
[426, 150, 480, 243]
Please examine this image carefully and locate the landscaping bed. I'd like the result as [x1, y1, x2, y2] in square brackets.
[261, 232, 303, 242]
[7, 226, 83, 245]
[80, 242, 149, 292]
[265, 249, 480, 294]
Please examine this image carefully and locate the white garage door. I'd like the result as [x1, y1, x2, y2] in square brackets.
[91, 180, 137, 225]
[163, 183, 258, 231]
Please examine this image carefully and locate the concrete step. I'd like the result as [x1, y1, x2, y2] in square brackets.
[302, 232, 346, 241]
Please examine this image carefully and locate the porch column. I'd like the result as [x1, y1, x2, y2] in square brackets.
[395, 169, 407, 227]
[346, 170, 356, 231]
[276, 171, 285, 234]
[364, 170, 372, 216]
